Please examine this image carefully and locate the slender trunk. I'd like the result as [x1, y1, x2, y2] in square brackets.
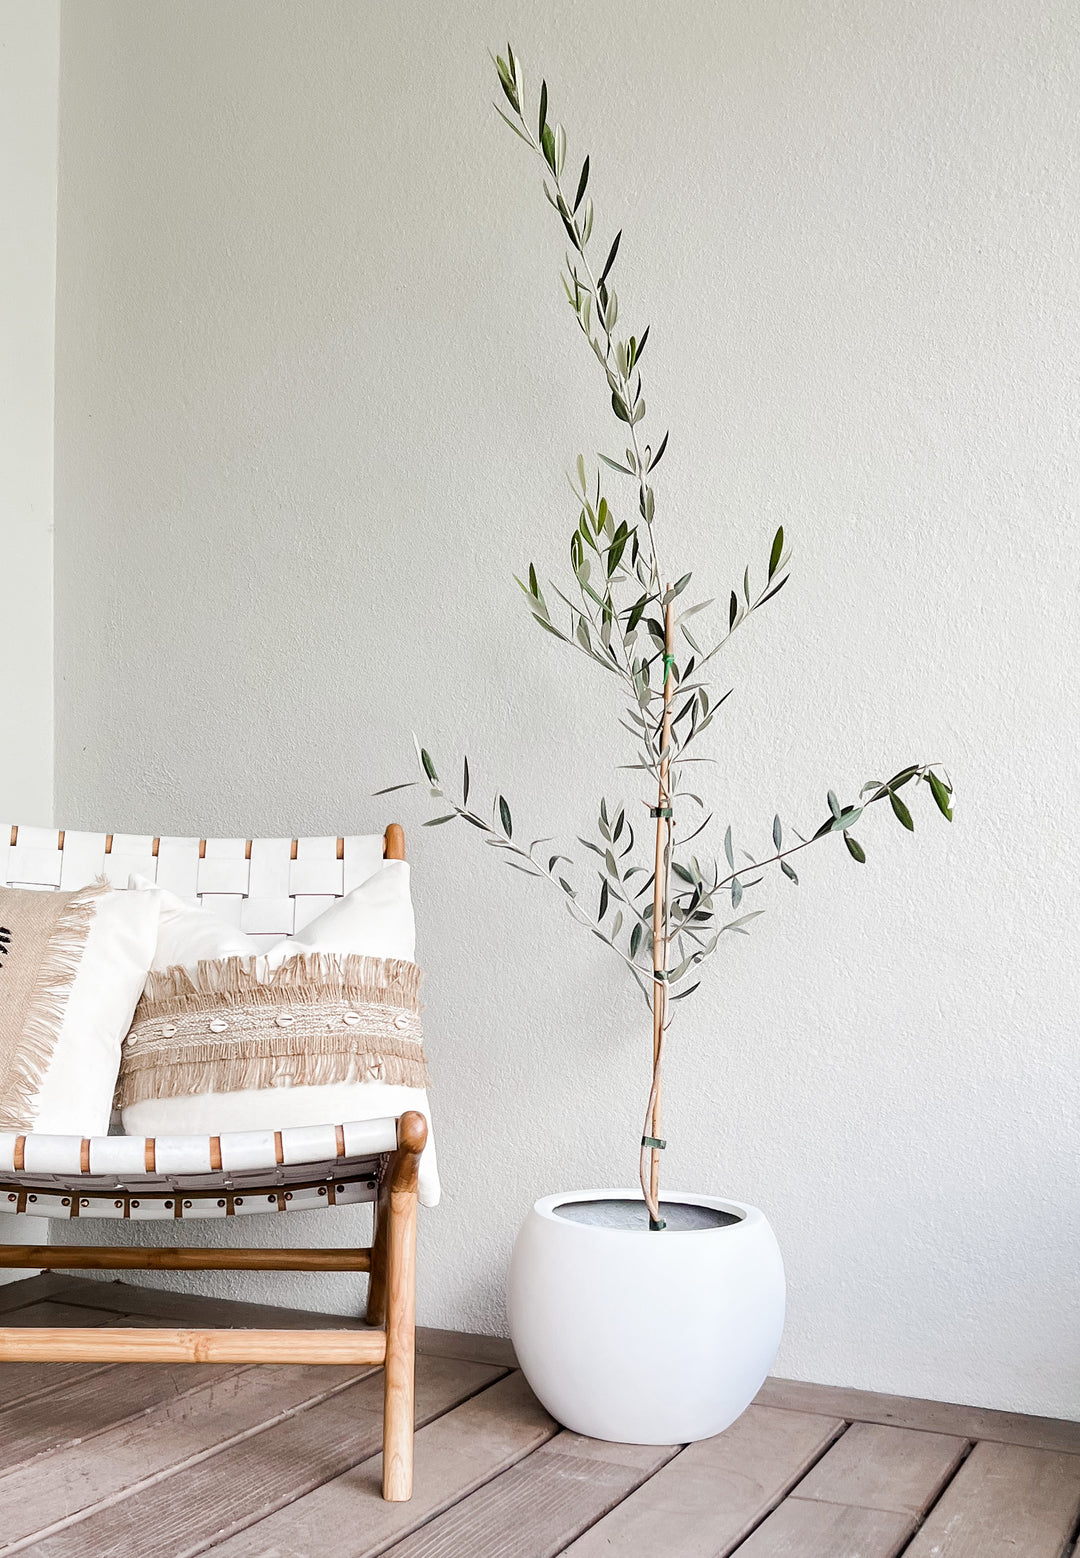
[643, 593, 675, 1227]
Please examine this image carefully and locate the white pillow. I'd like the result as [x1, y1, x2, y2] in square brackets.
[138, 878, 260, 969]
[270, 864, 416, 966]
[0, 883, 159, 1136]
[122, 865, 439, 1206]
[129, 861, 417, 969]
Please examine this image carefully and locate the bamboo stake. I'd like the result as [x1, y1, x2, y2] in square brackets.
[643, 593, 676, 1228]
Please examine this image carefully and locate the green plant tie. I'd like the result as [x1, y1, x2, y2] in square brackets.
[642, 1135, 666, 1150]
[662, 653, 675, 683]
[649, 806, 672, 818]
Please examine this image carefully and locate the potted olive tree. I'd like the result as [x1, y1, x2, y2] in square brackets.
[387, 46, 954, 1444]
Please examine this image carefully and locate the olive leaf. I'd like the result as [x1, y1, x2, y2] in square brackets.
[889, 790, 914, 831]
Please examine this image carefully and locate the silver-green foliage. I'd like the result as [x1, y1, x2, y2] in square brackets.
[383, 44, 954, 1013]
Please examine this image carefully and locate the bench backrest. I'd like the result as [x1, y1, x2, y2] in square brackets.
[0, 824, 404, 950]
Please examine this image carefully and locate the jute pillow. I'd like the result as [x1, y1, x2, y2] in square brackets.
[118, 864, 440, 1205]
[0, 882, 159, 1135]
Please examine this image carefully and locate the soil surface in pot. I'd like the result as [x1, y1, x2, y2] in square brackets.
[553, 1198, 741, 1231]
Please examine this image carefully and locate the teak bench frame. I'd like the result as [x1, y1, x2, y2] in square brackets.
[0, 822, 427, 1502]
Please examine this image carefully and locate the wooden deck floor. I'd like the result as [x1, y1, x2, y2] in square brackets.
[1, 1275, 1078, 1557]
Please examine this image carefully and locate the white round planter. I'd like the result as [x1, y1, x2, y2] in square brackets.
[507, 1190, 785, 1444]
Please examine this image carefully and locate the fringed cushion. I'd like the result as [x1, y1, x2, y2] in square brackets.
[0, 883, 159, 1135]
[119, 866, 439, 1206]
[118, 954, 429, 1105]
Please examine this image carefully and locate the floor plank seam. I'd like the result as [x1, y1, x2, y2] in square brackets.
[0, 1364, 385, 1558]
[550, 1440, 686, 1558]
[0, 1361, 115, 1413]
[0, 1363, 257, 1483]
[0, 1305, 148, 1419]
[208, 1373, 560, 1558]
[760, 1379, 1080, 1455]
[0, 1301, 261, 1423]
[0, 1275, 70, 1315]
[706, 1417, 856, 1557]
[48, 1274, 381, 1333]
[1060, 1498, 1080, 1558]
[182, 1366, 514, 1558]
[545, 1425, 822, 1558]
[890, 1435, 977, 1557]
[547, 1444, 688, 1558]
[351, 1390, 562, 1558]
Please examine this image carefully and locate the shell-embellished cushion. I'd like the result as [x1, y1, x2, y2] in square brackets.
[121, 865, 439, 1206]
[119, 953, 428, 1103]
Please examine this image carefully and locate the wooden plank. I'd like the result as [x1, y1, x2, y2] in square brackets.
[903, 1440, 1080, 1557]
[1, 1334, 194, 1420]
[44, 1279, 519, 1364]
[0, 1274, 70, 1314]
[416, 1325, 517, 1370]
[0, 1300, 145, 1417]
[564, 1405, 844, 1558]
[0, 1356, 243, 1475]
[46, 1276, 374, 1331]
[0, 1358, 112, 1417]
[729, 1498, 914, 1556]
[792, 1421, 968, 1515]
[207, 1371, 556, 1558]
[45, 1279, 521, 1365]
[0, 1325, 388, 1366]
[757, 1376, 1080, 1456]
[1, 1299, 125, 1328]
[0, 1362, 376, 1550]
[23, 1354, 502, 1558]
[377, 1431, 678, 1558]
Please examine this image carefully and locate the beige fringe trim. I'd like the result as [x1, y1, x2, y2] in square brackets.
[117, 953, 429, 1110]
[0, 882, 107, 1131]
[138, 953, 422, 1012]
[118, 1038, 429, 1109]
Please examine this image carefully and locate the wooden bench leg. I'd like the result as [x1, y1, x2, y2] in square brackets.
[365, 1168, 390, 1326]
[381, 1111, 426, 1502]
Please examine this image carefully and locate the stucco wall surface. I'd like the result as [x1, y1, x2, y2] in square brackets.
[0, 0, 59, 1280]
[53, 1, 1080, 1418]
[0, 0, 57, 825]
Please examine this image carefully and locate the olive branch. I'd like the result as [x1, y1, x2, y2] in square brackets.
[380, 45, 954, 1227]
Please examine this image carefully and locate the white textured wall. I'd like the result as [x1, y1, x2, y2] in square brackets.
[0, 0, 57, 824]
[53, 1, 1080, 1419]
[0, 0, 59, 1281]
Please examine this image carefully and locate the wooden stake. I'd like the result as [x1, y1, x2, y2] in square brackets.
[645, 594, 676, 1226]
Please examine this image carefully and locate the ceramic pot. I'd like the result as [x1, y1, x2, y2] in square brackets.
[507, 1189, 785, 1443]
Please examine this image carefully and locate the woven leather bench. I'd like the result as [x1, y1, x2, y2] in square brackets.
[0, 823, 427, 1501]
